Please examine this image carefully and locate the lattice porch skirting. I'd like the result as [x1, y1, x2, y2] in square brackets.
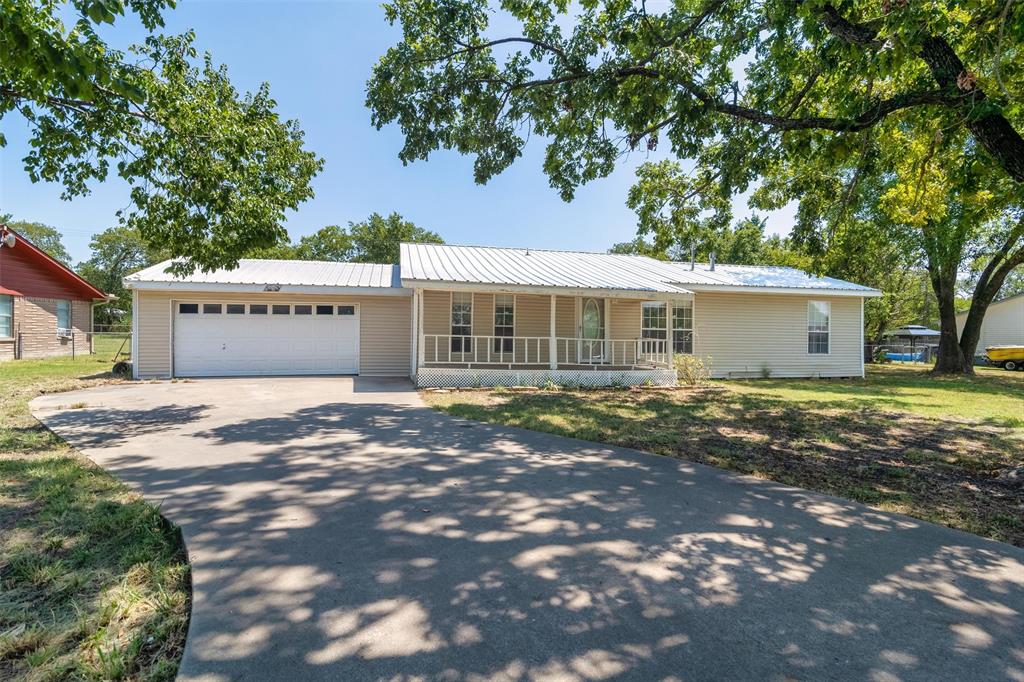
[416, 367, 677, 388]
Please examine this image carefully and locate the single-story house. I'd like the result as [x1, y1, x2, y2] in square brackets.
[955, 293, 1024, 357]
[125, 242, 881, 385]
[0, 226, 108, 361]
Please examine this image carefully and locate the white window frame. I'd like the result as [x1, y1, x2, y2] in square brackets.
[807, 300, 831, 355]
[451, 291, 473, 353]
[672, 300, 693, 354]
[56, 299, 71, 332]
[493, 294, 515, 354]
[0, 295, 12, 338]
[640, 301, 668, 341]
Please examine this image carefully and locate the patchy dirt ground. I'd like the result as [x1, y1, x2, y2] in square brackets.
[425, 373, 1024, 546]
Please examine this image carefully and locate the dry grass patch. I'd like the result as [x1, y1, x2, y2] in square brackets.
[425, 367, 1024, 547]
[0, 354, 189, 681]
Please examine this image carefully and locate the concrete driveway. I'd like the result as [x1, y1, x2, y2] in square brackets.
[30, 378, 1024, 682]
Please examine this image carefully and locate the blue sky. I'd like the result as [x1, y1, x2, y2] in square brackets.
[0, 0, 794, 264]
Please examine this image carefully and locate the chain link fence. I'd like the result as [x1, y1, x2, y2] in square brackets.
[90, 325, 132, 362]
[863, 343, 938, 365]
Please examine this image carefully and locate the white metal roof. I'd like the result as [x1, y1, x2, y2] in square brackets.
[400, 243, 879, 296]
[400, 243, 694, 295]
[125, 259, 405, 294]
[661, 262, 880, 293]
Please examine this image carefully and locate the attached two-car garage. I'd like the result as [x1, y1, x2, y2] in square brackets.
[173, 301, 360, 376]
[127, 260, 411, 379]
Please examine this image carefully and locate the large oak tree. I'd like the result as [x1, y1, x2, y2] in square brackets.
[366, 0, 1023, 373]
[2, 0, 323, 274]
[367, 0, 1022, 195]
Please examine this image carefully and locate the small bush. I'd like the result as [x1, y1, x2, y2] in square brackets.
[675, 354, 711, 386]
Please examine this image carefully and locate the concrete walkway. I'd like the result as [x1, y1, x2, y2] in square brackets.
[31, 378, 1024, 682]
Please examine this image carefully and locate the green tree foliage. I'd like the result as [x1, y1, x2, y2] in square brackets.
[76, 226, 168, 324]
[256, 213, 443, 264]
[367, 0, 1024, 199]
[783, 119, 1022, 372]
[345, 212, 443, 263]
[294, 225, 355, 262]
[611, 214, 807, 268]
[3, 218, 72, 264]
[618, 160, 808, 266]
[2, 1, 323, 274]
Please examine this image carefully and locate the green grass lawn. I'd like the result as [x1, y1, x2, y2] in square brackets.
[425, 364, 1024, 546]
[0, 353, 189, 681]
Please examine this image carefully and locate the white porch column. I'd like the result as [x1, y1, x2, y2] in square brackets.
[417, 289, 425, 370]
[410, 289, 420, 378]
[603, 298, 611, 362]
[549, 294, 557, 369]
[666, 300, 675, 370]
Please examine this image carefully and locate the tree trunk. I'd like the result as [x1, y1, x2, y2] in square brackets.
[958, 236, 1024, 362]
[919, 36, 1024, 184]
[929, 265, 970, 374]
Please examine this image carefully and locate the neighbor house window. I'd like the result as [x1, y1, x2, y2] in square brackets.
[294, 305, 312, 315]
[316, 305, 333, 315]
[673, 301, 693, 354]
[493, 294, 514, 353]
[451, 292, 472, 353]
[249, 304, 267, 315]
[272, 304, 290, 315]
[226, 304, 245, 314]
[641, 302, 667, 341]
[56, 300, 70, 330]
[179, 303, 199, 314]
[202, 303, 222, 314]
[337, 305, 355, 315]
[0, 295, 12, 337]
[808, 301, 830, 354]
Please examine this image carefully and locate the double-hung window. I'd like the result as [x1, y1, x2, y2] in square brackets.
[807, 301, 830, 354]
[56, 300, 70, 331]
[641, 302, 668, 341]
[672, 301, 693, 353]
[451, 292, 472, 353]
[641, 302, 668, 361]
[0, 295, 12, 338]
[493, 295, 514, 354]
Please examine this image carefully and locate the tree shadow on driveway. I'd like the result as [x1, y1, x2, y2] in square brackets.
[32, 387, 1024, 682]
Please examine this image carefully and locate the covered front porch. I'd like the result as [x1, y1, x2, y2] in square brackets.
[411, 288, 693, 387]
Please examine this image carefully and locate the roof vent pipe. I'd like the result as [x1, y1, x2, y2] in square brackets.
[690, 244, 695, 271]
[709, 252, 716, 271]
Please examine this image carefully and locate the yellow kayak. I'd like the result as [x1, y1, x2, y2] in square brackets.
[986, 346, 1024, 370]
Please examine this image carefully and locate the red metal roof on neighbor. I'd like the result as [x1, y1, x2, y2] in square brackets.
[0, 227, 106, 300]
[0, 285, 22, 296]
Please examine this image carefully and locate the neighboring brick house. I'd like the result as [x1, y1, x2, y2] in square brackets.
[0, 226, 108, 361]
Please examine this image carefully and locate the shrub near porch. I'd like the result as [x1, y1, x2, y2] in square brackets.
[424, 365, 1024, 547]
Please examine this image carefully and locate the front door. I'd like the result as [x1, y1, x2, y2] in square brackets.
[579, 297, 605, 363]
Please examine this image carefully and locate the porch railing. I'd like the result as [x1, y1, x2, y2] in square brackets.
[421, 335, 670, 368]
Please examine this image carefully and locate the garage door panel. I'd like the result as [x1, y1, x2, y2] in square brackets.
[174, 302, 359, 376]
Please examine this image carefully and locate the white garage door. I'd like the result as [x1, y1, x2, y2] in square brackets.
[173, 301, 359, 376]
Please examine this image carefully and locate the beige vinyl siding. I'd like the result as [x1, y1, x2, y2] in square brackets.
[514, 294, 549, 363]
[694, 292, 862, 378]
[472, 293, 493, 337]
[423, 290, 449, 336]
[955, 297, 1024, 353]
[134, 290, 410, 378]
[609, 299, 641, 365]
[137, 291, 171, 377]
[555, 295, 577, 363]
